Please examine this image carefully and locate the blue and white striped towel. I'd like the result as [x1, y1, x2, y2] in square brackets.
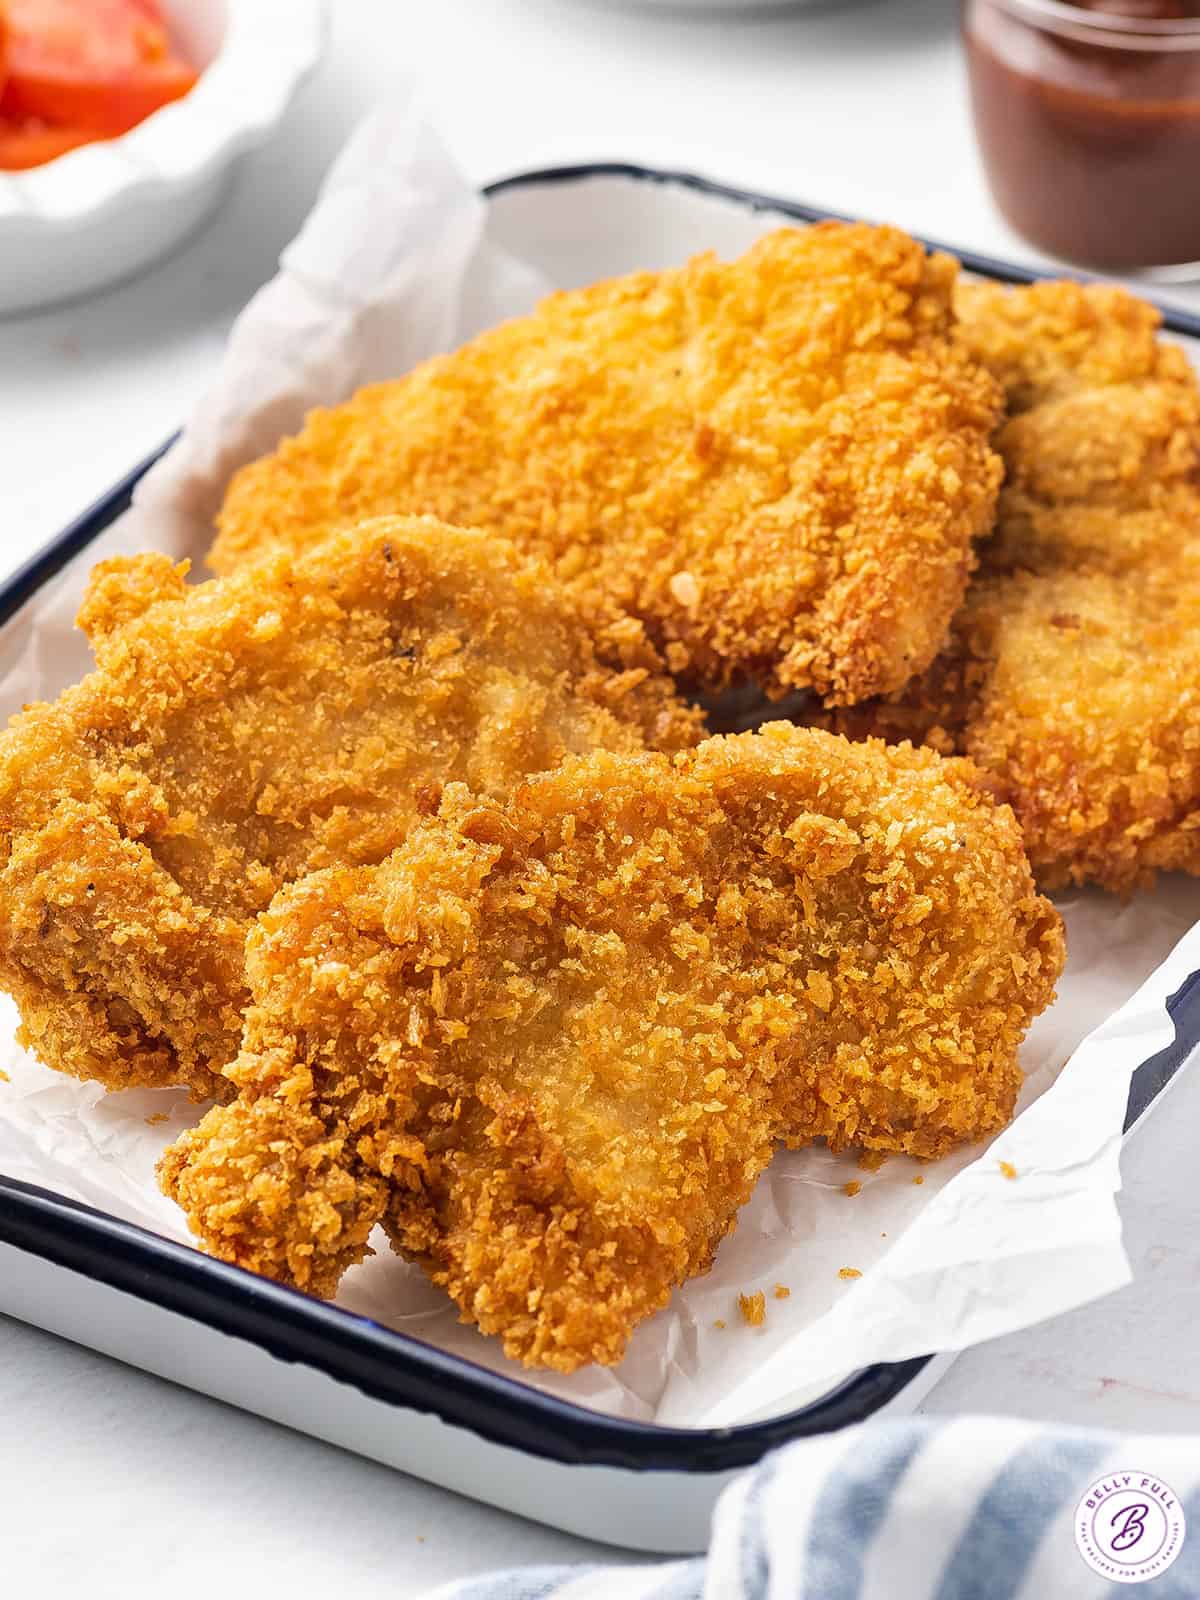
[429, 1417, 1200, 1599]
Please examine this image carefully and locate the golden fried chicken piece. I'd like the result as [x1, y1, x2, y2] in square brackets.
[822, 281, 1200, 893]
[211, 224, 1003, 704]
[161, 725, 1062, 1371]
[0, 518, 699, 1100]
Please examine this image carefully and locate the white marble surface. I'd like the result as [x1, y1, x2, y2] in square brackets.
[2, 3, 1199, 1594]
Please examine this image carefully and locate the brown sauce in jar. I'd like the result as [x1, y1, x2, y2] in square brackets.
[964, 0, 1200, 269]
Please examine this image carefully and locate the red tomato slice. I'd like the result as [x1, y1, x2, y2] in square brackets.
[0, 0, 198, 137]
[0, 117, 99, 170]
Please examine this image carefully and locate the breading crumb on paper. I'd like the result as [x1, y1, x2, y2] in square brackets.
[843, 1180, 862, 1197]
[773, 1284, 791, 1300]
[738, 1291, 766, 1327]
[839, 1267, 863, 1281]
[999, 1160, 1018, 1180]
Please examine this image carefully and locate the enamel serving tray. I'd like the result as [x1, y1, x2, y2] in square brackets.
[2, 166, 1200, 1554]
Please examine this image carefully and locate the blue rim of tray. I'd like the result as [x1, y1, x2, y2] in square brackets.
[1, 162, 1199, 1476]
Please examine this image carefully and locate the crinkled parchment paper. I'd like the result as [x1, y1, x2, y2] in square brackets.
[2, 96, 1199, 1429]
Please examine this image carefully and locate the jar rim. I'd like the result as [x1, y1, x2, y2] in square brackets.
[978, 0, 1200, 41]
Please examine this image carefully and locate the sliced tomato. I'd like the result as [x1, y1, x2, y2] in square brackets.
[0, 0, 198, 137]
[0, 117, 99, 170]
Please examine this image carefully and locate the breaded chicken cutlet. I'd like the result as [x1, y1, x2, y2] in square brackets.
[820, 281, 1200, 893]
[161, 725, 1063, 1372]
[211, 224, 1003, 705]
[0, 518, 699, 1100]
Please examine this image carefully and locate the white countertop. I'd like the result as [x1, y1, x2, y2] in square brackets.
[3, 4, 1200, 1594]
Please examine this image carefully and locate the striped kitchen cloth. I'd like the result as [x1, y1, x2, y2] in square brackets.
[428, 1416, 1200, 1599]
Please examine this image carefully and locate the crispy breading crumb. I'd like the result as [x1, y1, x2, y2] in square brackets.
[773, 1284, 791, 1300]
[999, 1160, 1018, 1179]
[714, 1319, 726, 1331]
[839, 1267, 863, 1281]
[913, 1174, 925, 1185]
[144, 1111, 169, 1126]
[843, 1180, 862, 1197]
[0, 1067, 9, 1083]
[739, 1291, 767, 1327]
[669, 572, 701, 610]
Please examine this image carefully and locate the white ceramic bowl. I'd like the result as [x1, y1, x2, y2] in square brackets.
[0, 0, 327, 316]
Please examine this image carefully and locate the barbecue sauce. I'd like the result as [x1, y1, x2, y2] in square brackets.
[964, 0, 1200, 269]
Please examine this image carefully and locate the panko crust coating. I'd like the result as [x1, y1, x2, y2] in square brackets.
[212, 224, 1003, 704]
[161, 725, 1062, 1372]
[822, 281, 1200, 893]
[0, 517, 699, 1099]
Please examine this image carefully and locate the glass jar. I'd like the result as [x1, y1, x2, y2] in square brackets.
[963, 0, 1200, 273]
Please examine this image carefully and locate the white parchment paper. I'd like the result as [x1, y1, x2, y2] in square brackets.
[2, 97, 1199, 1429]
